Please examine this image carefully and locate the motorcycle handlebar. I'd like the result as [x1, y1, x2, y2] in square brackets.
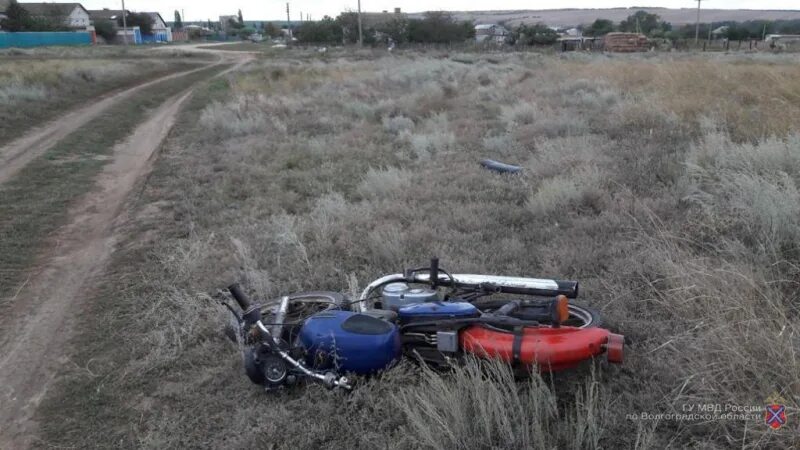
[228, 284, 251, 310]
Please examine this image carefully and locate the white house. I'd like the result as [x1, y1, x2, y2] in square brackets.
[144, 12, 172, 42]
[475, 24, 509, 44]
[21, 2, 91, 29]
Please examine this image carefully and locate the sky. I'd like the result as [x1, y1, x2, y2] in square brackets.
[59, 0, 800, 22]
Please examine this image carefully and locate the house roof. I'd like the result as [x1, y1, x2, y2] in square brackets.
[87, 8, 127, 21]
[144, 12, 166, 27]
[360, 11, 406, 28]
[20, 2, 87, 17]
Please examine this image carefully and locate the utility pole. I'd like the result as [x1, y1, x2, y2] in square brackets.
[357, 0, 363, 46]
[694, 0, 702, 46]
[182, 8, 185, 26]
[121, 0, 128, 45]
[286, 3, 291, 39]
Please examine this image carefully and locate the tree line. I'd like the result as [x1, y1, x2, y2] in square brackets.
[295, 10, 800, 47]
[295, 12, 474, 45]
[0, 0, 68, 31]
[582, 11, 800, 40]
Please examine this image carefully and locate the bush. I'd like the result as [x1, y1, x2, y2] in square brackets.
[381, 115, 414, 134]
[407, 11, 474, 44]
[513, 23, 559, 45]
[618, 10, 671, 36]
[94, 19, 117, 41]
[0, 0, 30, 31]
[0, 0, 67, 31]
[583, 18, 615, 37]
[296, 16, 341, 44]
[263, 22, 282, 38]
[527, 167, 603, 217]
[119, 12, 153, 35]
[684, 132, 800, 248]
[234, 26, 256, 39]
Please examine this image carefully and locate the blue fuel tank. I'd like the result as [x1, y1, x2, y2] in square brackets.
[397, 301, 480, 324]
[299, 310, 401, 374]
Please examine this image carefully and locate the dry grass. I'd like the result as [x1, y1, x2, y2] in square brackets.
[0, 55, 201, 142]
[37, 51, 800, 448]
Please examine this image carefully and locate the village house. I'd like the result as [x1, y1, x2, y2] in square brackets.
[87, 8, 127, 24]
[143, 12, 171, 42]
[20, 2, 91, 29]
[360, 7, 406, 29]
[474, 24, 509, 44]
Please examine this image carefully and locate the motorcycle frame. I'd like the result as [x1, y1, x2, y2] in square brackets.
[357, 273, 586, 324]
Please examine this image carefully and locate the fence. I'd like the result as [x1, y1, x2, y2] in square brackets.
[172, 31, 189, 42]
[112, 27, 143, 45]
[0, 31, 92, 48]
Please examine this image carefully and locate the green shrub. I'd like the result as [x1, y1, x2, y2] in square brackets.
[94, 19, 117, 42]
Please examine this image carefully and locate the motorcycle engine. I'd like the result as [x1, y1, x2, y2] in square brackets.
[380, 282, 439, 310]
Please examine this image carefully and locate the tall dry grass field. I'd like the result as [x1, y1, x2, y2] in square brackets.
[38, 50, 799, 449]
[0, 52, 204, 142]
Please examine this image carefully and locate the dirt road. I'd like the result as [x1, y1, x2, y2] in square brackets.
[0, 51, 251, 448]
[0, 64, 221, 185]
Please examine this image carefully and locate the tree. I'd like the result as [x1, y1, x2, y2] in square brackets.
[237, 9, 244, 26]
[618, 10, 670, 36]
[234, 26, 256, 39]
[228, 17, 244, 30]
[264, 22, 282, 38]
[174, 10, 183, 29]
[376, 16, 410, 44]
[119, 12, 153, 35]
[336, 12, 361, 44]
[296, 16, 342, 43]
[94, 19, 117, 41]
[407, 12, 473, 44]
[584, 19, 615, 37]
[0, 0, 31, 32]
[513, 23, 559, 45]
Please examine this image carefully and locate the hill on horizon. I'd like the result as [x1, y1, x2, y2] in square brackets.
[183, 8, 800, 29]
[404, 7, 800, 27]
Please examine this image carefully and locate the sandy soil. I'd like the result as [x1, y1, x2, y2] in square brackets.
[0, 51, 251, 449]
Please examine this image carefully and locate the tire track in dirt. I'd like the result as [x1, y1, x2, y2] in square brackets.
[0, 62, 217, 185]
[0, 55, 251, 449]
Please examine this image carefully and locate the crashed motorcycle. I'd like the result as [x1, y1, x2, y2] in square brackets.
[221, 259, 624, 390]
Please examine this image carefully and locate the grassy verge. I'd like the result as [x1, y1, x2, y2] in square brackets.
[0, 63, 230, 304]
[39, 51, 800, 449]
[197, 42, 269, 52]
[0, 60, 194, 143]
[0, 55, 212, 143]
